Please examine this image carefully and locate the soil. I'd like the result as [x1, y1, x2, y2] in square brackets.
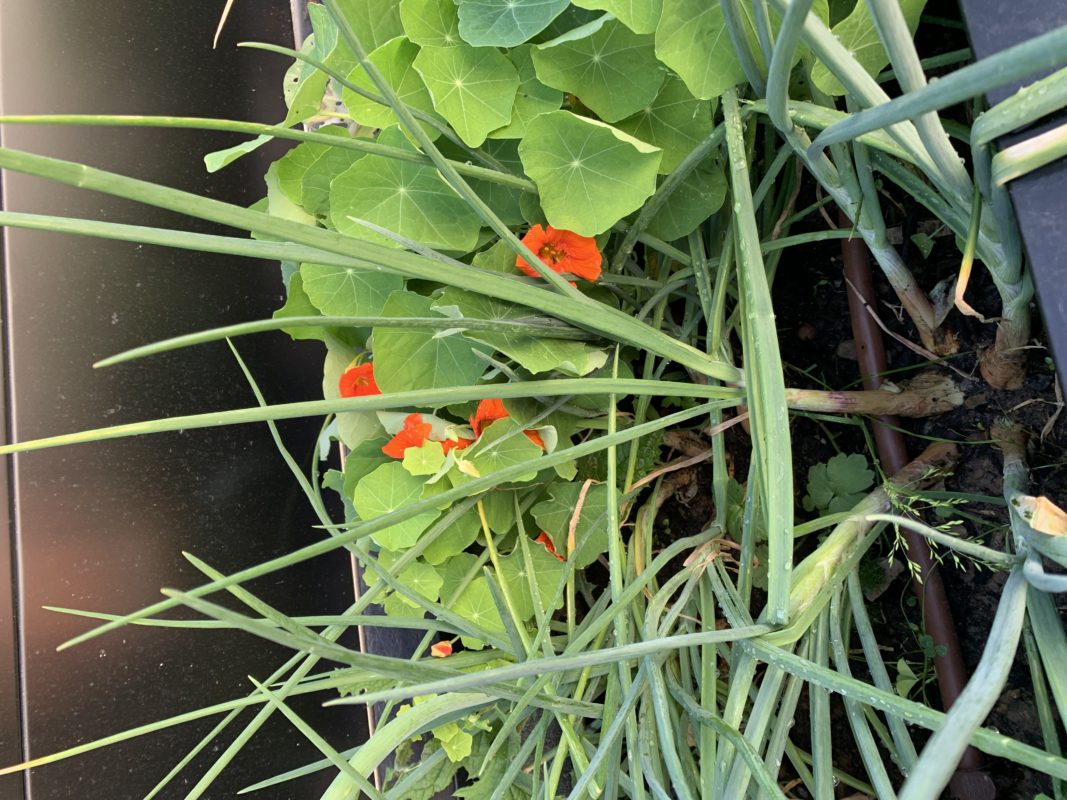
[646, 170, 1067, 798]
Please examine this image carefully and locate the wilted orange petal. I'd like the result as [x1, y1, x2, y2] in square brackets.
[430, 641, 453, 658]
[441, 437, 473, 454]
[382, 413, 433, 459]
[524, 429, 545, 450]
[536, 532, 564, 562]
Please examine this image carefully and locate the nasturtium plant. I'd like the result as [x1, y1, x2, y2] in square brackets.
[654, 0, 746, 100]
[433, 286, 609, 376]
[330, 127, 484, 251]
[488, 45, 563, 139]
[300, 261, 403, 316]
[399, 0, 462, 47]
[531, 19, 665, 122]
[455, 0, 570, 47]
[518, 111, 662, 235]
[615, 74, 714, 173]
[274, 125, 366, 215]
[371, 291, 490, 393]
[532, 482, 612, 568]
[353, 462, 442, 549]
[572, 0, 663, 34]
[645, 158, 728, 241]
[413, 44, 520, 146]
[341, 36, 443, 134]
[332, 0, 405, 51]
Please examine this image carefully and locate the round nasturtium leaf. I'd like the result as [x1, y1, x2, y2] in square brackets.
[341, 36, 441, 135]
[456, 0, 569, 47]
[412, 44, 520, 147]
[353, 462, 440, 550]
[331, 0, 404, 51]
[518, 111, 662, 236]
[299, 262, 403, 317]
[531, 19, 665, 123]
[329, 127, 483, 253]
[399, 0, 461, 47]
[451, 577, 506, 648]
[371, 291, 489, 394]
[615, 74, 714, 174]
[532, 482, 611, 568]
[654, 0, 746, 100]
[572, 0, 663, 34]
[645, 158, 727, 241]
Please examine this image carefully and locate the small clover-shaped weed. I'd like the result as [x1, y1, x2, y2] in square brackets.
[803, 452, 875, 514]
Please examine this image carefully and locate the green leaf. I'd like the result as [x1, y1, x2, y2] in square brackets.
[451, 577, 506, 647]
[393, 560, 444, 606]
[276, 125, 368, 215]
[372, 291, 489, 394]
[480, 487, 519, 533]
[495, 541, 566, 620]
[353, 462, 440, 549]
[332, 0, 405, 51]
[204, 134, 273, 174]
[488, 45, 563, 139]
[532, 482, 611, 568]
[465, 139, 526, 225]
[433, 287, 608, 376]
[572, 0, 663, 33]
[422, 507, 481, 565]
[299, 262, 403, 317]
[910, 232, 935, 259]
[413, 44, 520, 146]
[810, 0, 926, 96]
[645, 159, 727, 241]
[283, 36, 330, 127]
[456, 0, 569, 47]
[532, 20, 665, 122]
[615, 74, 713, 173]
[432, 720, 475, 761]
[265, 163, 316, 227]
[403, 440, 447, 476]
[654, 0, 746, 100]
[329, 127, 483, 253]
[273, 272, 330, 343]
[400, 0, 462, 47]
[826, 452, 875, 496]
[438, 552, 482, 600]
[463, 418, 543, 480]
[804, 453, 874, 514]
[341, 36, 441, 134]
[518, 111, 662, 235]
[343, 436, 392, 503]
[895, 658, 919, 698]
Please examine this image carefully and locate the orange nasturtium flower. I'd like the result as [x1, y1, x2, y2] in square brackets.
[382, 413, 473, 460]
[516, 225, 602, 282]
[430, 641, 453, 658]
[339, 362, 380, 398]
[469, 399, 544, 449]
[536, 532, 565, 562]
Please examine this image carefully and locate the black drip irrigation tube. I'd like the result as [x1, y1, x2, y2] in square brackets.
[841, 215, 996, 799]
